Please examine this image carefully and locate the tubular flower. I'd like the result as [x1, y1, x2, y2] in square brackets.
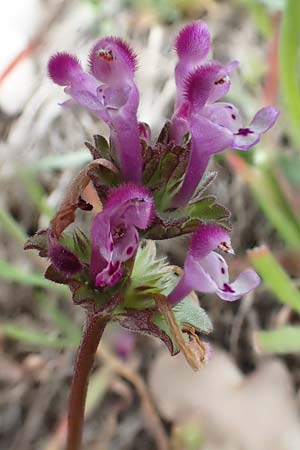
[171, 23, 279, 206]
[90, 184, 154, 288]
[48, 38, 142, 183]
[168, 224, 260, 306]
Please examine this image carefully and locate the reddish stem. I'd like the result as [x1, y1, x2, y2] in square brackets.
[66, 314, 108, 450]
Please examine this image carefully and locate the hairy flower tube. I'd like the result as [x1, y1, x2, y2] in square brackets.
[48, 38, 142, 183]
[168, 223, 260, 306]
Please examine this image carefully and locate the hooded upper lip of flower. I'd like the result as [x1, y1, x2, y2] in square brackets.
[167, 223, 260, 306]
[48, 38, 142, 184]
[170, 21, 279, 207]
[90, 184, 154, 288]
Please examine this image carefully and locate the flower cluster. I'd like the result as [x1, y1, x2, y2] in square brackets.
[26, 21, 278, 368]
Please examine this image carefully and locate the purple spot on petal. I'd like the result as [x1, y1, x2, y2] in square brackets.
[126, 246, 133, 255]
[221, 267, 225, 274]
[110, 243, 114, 251]
[231, 114, 236, 120]
[237, 127, 254, 136]
[222, 283, 235, 293]
[226, 105, 233, 110]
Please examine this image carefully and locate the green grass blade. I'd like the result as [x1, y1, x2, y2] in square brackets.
[255, 326, 300, 354]
[32, 151, 91, 172]
[227, 154, 300, 247]
[37, 294, 81, 342]
[86, 365, 114, 415]
[0, 323, 79, 349]
[239, 0, 272, 37]
[0, 259, 68, 293]
[19, 170, 54, 218]
[248, 245, 300, 313]
[0, 208, 28, 245]
[279, 0, 300, 147]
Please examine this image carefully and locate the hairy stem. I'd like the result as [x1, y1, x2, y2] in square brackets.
[66, 314, 108, 450]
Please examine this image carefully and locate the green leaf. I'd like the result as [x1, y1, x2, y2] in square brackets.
[280, 154, 300, 186]
[279, 0, 300, 147]
[24, 229, 48, 256]
[37, 294, 81, 343]
[186, 195, 231, 225]
[32, 151, 91, 172]
[145, 195, 231, 240]
[255, 326, 300, 354]
[228, 155, 300, 247]
[248, 245, 300, 312]
[240, 0, 273, 36]
[190, 171, 217, 202]
[0, 259, 68, 293]
[153, 297, 213, 353]
[86, 365, 114, 415]
[0, 207, 28, 245]
[60, 229, 91, 265]
[142, 142, 189, 211]
[85, 135, 112, 161]
[124, 241, 176, 309]
[0, 323, 78, 349]
[172, 298, 213, 334]
[19, 170, 54, 218]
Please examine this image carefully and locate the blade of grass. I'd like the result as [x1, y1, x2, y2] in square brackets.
[255, 326, 300, 354]
[0, 207, 28, 245]
[239, 0, 272, 37]
[0, 259, 68, 293]
[279, 0, 300, 147]
[0, 323, 79, 349]
[227, 153, 300, 247]
[19, 170, 54, 218]
[37, 293, 81, 342]
[32, 151, 91, 172]
[248, 245, 300, 313]
[85, 365, 114, 414]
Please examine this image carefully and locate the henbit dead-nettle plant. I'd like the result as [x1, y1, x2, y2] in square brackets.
[25, 21, 278, 450]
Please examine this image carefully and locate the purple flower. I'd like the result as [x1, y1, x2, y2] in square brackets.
[90, 184, 154, 288]
[168, 224, 260, 306]
[171, 22, 279, 206]
[48, 38, 142, 184]
[174, 21, 211, 110]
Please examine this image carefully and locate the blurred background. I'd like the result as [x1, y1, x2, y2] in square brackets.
[1, 0, 300, 449]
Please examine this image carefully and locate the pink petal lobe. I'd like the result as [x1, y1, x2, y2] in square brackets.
[89, 37, 137, 84]
[183, 62, 224, 109]
[217, 269, 261, 301]
[190, 224, 230, 260]
[250, 106, 280, 133]
[202, 102, 242, 133]
[175, 21, 211, 61]
[48, 53, 82, 86]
